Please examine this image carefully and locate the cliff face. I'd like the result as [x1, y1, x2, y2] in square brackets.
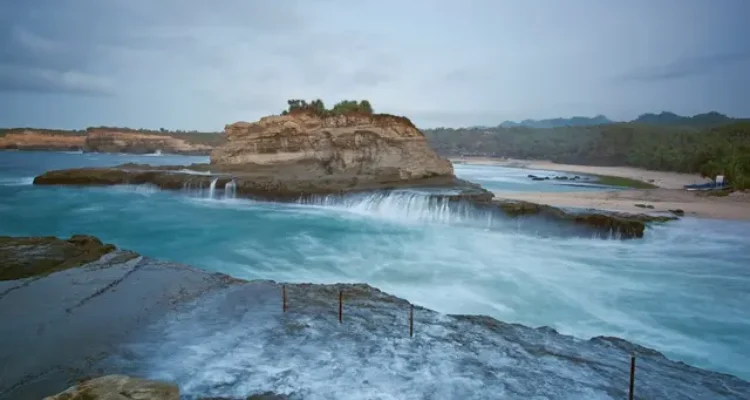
[84, 129, 214, 155]
[211, 112, 454, 180]
[0, 131, 85, 150]
[0, 129, 220, 155]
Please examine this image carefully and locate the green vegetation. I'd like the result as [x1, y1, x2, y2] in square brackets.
[281, 99, 374, 116]
[591, 175, 658, 189]
[424, 121, 750, 190]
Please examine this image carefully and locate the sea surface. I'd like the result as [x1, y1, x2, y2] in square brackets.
[1, 150, 749, 381]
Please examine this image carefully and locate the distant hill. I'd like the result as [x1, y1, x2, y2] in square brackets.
[498, 115, 613, 128]
[493, 112, 746, 129]
[632, 111, 743, 127]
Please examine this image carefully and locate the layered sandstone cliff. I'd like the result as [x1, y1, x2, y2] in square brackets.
[0, 130, 85, 150]
[211, 112, 454, 180]
[84, 129, 215, 155]
[0, 128, 220, 155]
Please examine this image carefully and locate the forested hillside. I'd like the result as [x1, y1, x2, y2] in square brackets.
[423, 119, 750, 190]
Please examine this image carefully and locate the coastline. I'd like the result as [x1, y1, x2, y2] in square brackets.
[449, 157, 750, 221]
[492, 189, 750, 221]
[450, 156, 710, 189]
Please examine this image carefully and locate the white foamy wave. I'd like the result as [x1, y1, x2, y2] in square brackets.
[111, 184, 161, 195]
[144, 149, 163, 156]
[301, 191, 501, 229]
[0, 177, 34, 186]
[175, 169, 213, 176]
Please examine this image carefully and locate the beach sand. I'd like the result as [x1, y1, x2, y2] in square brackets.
[450, 157, 750, 220]
[492, 189, 750, 221]
[450, 156, 709, 189]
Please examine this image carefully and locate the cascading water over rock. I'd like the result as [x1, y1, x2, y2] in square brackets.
[208, 178, 218, 199]
[225, 179, 237, 199]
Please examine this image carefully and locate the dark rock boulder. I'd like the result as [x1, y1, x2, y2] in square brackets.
[0, 234, 117, 281]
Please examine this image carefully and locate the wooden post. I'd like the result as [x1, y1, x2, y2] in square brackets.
[338, 290, 343, 323]
[409, 304, 414, 337]
[628, 354, 636, 400]
[282, 285, 287, 313]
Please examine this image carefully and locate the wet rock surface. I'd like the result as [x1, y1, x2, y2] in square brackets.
[486, 199, 676, 239]
[43, 375, 179, 400]
[1, 235, 748, 400]
[0, 234, 117, 281]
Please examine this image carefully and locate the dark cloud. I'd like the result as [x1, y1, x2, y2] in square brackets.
[617, 50, 750, 82]
[0, 65, 113, 96]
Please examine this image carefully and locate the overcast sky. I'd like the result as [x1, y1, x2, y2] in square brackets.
[1, 0, 748, 130]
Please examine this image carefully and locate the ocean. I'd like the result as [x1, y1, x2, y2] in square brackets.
[1, 150, 748, 381]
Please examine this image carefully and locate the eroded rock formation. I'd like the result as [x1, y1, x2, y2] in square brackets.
[84, 129, 216, 155]
[211, 112, 454, 180]
[0, 130, 85, 151]
[0, 128, 221, 155]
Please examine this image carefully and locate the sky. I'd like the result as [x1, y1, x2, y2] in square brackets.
[0, 0, 749, 130]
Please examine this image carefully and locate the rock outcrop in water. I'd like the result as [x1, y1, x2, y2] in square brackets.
[29, 107, 674, 239]
[212, 112, 454, 180]
[1, 235, 749, 399]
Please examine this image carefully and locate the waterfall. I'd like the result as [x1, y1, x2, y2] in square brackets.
[208, 178, 218, 199]
[224, 179, 237, 199]
[301, 191, 498, 228]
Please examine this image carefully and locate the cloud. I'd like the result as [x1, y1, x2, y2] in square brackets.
[1, 0, 749, 129]
[617, 50, 750, 82]
[0, 65, 113, 96]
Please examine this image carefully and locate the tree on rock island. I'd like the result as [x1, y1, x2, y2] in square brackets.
[281, 99, 375, 116]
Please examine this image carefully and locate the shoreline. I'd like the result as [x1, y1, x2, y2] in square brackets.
[449, 156, 750, 221]
[492, 189, 750, 221]
[450, 156, 710, 189]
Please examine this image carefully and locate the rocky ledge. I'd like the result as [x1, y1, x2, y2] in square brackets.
[1, 235, 748, 399]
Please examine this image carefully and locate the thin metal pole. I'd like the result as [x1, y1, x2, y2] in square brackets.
[338, 290, 343, 323]
[409, 304, 414, 337]
[282, 285, 287, 313]
[629, 354, 636, 400]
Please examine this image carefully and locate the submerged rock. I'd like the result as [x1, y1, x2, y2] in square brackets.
[43, 375, 178, 400]
[1, 234, 748, 400]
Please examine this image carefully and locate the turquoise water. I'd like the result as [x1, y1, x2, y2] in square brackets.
[1, 151, 749, 380]
[454, 163, 619, 192]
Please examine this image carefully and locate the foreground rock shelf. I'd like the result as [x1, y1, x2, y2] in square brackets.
[1, 235, 748, 399]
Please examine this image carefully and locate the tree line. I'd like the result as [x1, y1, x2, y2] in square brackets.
[423, 122, 750, 190]
[281, 99, 374, 116]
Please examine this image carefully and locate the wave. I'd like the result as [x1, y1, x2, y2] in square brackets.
[143, 149, 163, 156]
[301, 191, 497, 227]
[299, 190, 621, 239]
[0, 177, 34, 186]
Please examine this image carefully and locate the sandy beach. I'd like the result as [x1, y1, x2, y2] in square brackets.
[450, 157, 750, 220]
[492, 189, 750, 221]
[450, 156, 709, 189]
